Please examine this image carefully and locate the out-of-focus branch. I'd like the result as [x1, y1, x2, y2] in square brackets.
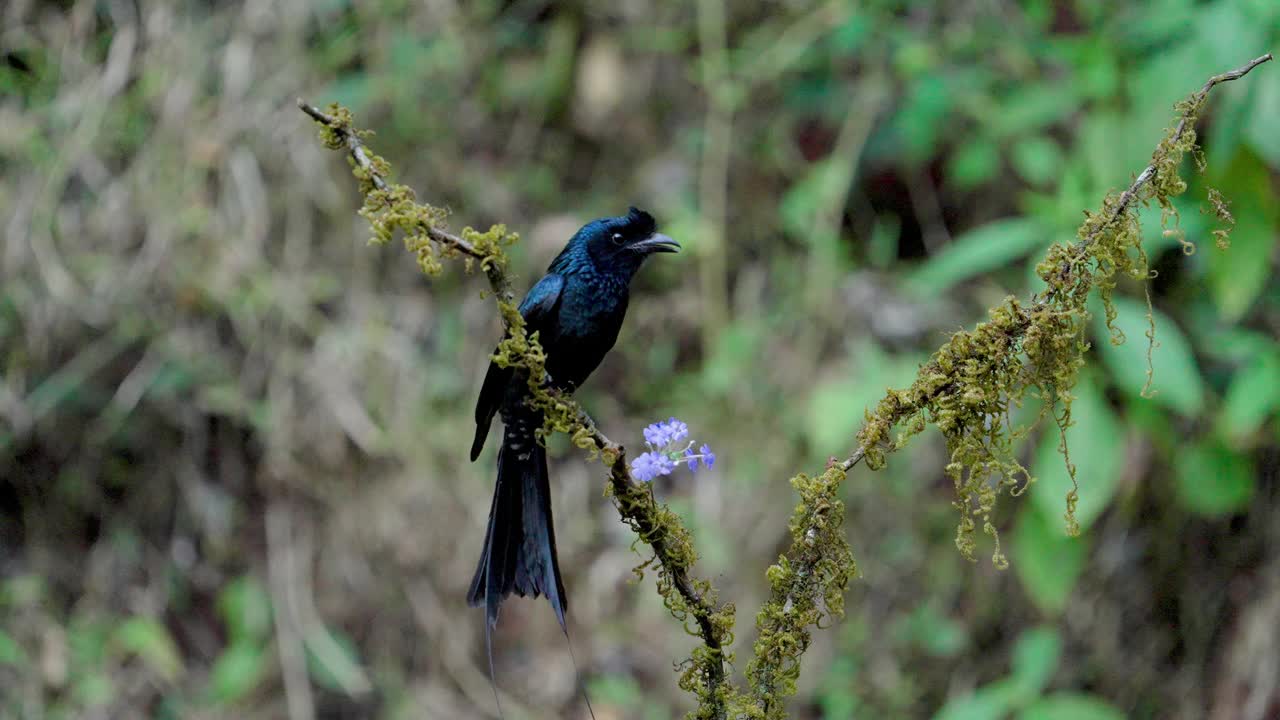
[298, 99, 734, 719]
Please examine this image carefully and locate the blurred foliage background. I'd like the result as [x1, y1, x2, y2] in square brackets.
[1, 0, 1278, 718]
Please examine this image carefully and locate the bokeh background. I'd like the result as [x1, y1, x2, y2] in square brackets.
[2, 1, 1279, 718]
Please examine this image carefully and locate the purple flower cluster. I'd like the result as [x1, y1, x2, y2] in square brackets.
[631, 417, 716, 483]
[643, 417, 688, 446]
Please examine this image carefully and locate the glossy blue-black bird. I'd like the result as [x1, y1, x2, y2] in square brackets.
[468, 207, 679, 634]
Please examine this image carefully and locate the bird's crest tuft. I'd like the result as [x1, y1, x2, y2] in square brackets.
[624, 206, 657, 235]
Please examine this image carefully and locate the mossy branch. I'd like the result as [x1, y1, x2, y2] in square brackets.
[298, 51, 1271, 720]
[742, 52, 1271, 718]
[297, 98, 735, 718]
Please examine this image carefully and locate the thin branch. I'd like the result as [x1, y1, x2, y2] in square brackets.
[296, 101, 389, 192]
[836, 51, 1272, 474]
[583, 420, 729, 690]
[748, 52, 1273, 716]
[300, 51, 1271, 719]
[298, 98, 732, 717]
[1081, 52, 1274, 246]
[296, 99, 507, 299]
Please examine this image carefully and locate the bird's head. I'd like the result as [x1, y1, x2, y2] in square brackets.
[571, 207, 680, 274]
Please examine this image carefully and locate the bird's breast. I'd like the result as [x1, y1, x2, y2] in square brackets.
[542, 280, 629, 388]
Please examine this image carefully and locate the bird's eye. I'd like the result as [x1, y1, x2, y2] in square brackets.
[610, 232, 625, 245]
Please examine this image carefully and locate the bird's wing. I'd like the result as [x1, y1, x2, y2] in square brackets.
[470, 273, 565, 461]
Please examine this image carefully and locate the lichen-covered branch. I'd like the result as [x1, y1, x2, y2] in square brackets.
[299, 51, 1271, 720]
[297, 99, 735, 719]
[742, 53, 1271, 718]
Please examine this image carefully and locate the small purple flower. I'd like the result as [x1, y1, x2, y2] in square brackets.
[632, 451, 675, 482]
[643, 422, 667, 447]
[643, 417, 690, 448]
[665, 418, 689, 444]
[633, 416, 715, 482]
[684, 448, 698, 471]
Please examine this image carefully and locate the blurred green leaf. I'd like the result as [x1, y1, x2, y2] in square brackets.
[780, 158, 843, 240]
[68, 617, 112, 667]
[1009, 627, 1061, 697]
[1011, 136, 1063, 187]
[1218, 352, 1280, 442]
[947, 137, 1001, 189]
[74, 672, 114, 707]
[217, 576, 273, 644]
[868, 214, 902, 269]
[818, 656, 862, 719]
[906, 218, 1046, 296]
[1207, 148, 1279, 322]
[702, 322, 764, 395]
[113, 617, 183, 682]
[1078, 111, 1138, 198]
[1030, 375, 1123, 531]
[1095, 297, 1204, 415]
[1197, 4, 1266, 82]
[829, 14, 870, 54]
[989, 86, 1078, 138]
[1073, 43, 1119, 99]
[209, 641, 267, 703]
[1020, 693, 1125, 720]
[1198, 327, 1277, 364]
[0, 629, 26, 667]
[1129, 43, 1211, 169]
[588, 674, 666, 720]
[304, 625, 369, 695]
[898, 75, 953, 161]
[0, 574, 45, 607]
[807, 345, 921, 457]
[588, 673, 641, 707]
[1116, 0, 1197, 47]
[325, 73, 373, 113]
[1013, 505, 1088, 614]
[934, 678, 1022, 720]
[895, 603, 968, 657]
[1243, 68, 1280, 167]
[1174, 440, 1255, 517]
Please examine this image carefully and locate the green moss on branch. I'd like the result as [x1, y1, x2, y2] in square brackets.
[742, 53, 1270, 717]
[297, 53, 1272, 719]
[298, 99, 737, 719]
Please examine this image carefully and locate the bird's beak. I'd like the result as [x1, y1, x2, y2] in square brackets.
[630, 232, 681, 254]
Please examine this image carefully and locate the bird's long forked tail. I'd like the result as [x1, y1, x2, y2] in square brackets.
[468, 436, 568, 716]
[468, 437, 568, 628]
[468, 433, 598, 720]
